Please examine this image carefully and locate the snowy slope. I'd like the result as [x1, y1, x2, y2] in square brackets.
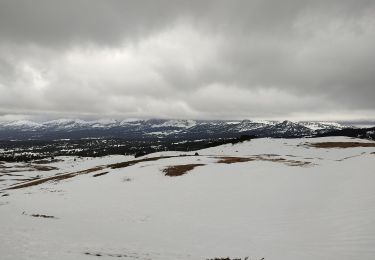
[1, 137, 375, 260]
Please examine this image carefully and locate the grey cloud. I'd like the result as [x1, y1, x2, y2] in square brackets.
[1, 0, 371, 46]
[0, 0, 374, 121]
[0, 0, 211, 47]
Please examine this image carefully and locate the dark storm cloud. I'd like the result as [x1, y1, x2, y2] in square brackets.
[0, 0, 374, 121]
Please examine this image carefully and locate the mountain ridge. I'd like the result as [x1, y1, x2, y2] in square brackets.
[0, 118, 354, 141]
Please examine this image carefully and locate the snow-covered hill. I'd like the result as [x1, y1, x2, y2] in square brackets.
[1, 137, 375, 260]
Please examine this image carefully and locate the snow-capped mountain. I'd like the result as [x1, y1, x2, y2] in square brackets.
[258, 120, 312, 137]
[43, 119, 92, 130]
[0, 120, 43, 130]
[299, 121, 346, 132]
[0, 118, 350, 140]
[233, 119, 277, 132]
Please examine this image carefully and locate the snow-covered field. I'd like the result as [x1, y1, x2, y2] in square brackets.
[1, 137, 375, 260]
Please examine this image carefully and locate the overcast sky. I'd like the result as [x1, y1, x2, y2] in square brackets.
[0, 0, 374, 122]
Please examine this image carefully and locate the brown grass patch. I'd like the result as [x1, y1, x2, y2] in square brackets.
[163, 164, 205, 177]
[0, 173, 23, 176]
[30, 214, 56, 219]
[7, 172, 76, 189]
[217, 157, 254, 164]
[256, 156, 312, 167]
[83, 251, 143, 258]
[32, 159, 63, 164]
[5, 155, 191, 190]
[31, 165, 58, 171]
[22, 211, 57, 219]
[206, 257, 258, 260]
[216, 155, 312, 167]
[93, 171, 109, 177]
[10, 177, 41, 182]
[6, 166, 104, 190]
[108, 155, 178, 169]
[0, 164, 58, 174]
[283, 160, 311, 166]
[310, 142, 375, 148]
[78, 166, 105, 174]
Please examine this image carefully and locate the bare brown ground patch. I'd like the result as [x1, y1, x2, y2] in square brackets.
[163, 164, 205, 177]
[207, 258, 260, 260]
[217, 157, 254, 164]
[257, 156, 312, 166]
[336, 152, 367, 161]
[4, 155, 193, 190]
[9, 177, 41, 182]
[32, 159, 63, 164]
[31, 165, 58, 171]
[278, 159, 311, 167]
[108, 155, 185, 169]
[83, 251, 150, 258]
[6, 166, 105, 190]
[0, 164, 58, 174]
[0, 173, 23, 177]
[93, 171, 109, 177]
[310, 142, 375, 148]
[216, 155, 312, 167]
[2, 153, 313, 190]
[22, 211, 57, 219]
[30, 214, 56, 219]
[6, 173, 76, 190]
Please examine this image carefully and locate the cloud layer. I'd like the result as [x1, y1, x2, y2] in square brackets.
[0, 0, 374, 121]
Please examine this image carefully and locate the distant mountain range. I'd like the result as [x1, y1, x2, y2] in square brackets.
[1, 118, 371, 141]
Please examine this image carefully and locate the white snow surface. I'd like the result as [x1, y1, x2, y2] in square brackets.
[1, 137, 375, 260]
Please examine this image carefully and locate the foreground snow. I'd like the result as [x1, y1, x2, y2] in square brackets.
[1, 137, 375, 260]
